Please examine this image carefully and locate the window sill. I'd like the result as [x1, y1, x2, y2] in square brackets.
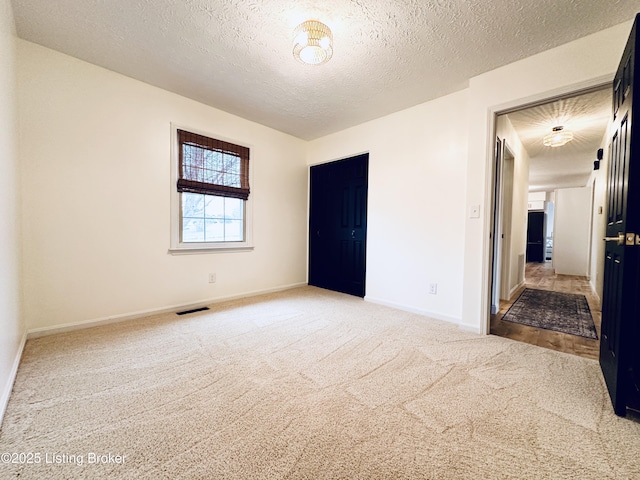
[168, 244, 254, 255]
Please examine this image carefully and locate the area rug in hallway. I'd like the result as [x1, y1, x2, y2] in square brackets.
[502, 288, 598, 339]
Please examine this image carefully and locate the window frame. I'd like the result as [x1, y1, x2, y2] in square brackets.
[169, 124, 254, 254]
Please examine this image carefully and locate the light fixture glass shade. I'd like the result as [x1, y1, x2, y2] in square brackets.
[293, 20, 333, 65]
[543, 126, 574, 147]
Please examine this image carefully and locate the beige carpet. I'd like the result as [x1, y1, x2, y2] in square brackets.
[1, 286, 639, 479]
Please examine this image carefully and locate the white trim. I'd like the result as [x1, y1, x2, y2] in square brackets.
[491, 75, 613, 116]
[0, 331, 27, 429]
[168, 245, 254, 255]
[589, 279, 601, 305]
[364, 296, 463, 327]
[169, 123, 254, 253]
[27, 282, 307, 339]
[307, 150, 370, 168]
[457, 323, 482, 335]
[509, 281, 525, 300]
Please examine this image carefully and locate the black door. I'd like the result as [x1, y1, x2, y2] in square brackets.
[600, 14, 640, 416]
[526, 211, 545, 263]
[309, 154, 368, 297]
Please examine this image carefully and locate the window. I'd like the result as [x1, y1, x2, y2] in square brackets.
[170, 127, 253, 253]
[181, 194, 244, 243]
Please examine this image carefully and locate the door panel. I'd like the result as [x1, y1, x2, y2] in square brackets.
[600, 14, 640, 416]
[309, 165, 329, 289]
[309, 154, 369, 297]
[341, 187, 349, 227]
[354, 185, 365, 228]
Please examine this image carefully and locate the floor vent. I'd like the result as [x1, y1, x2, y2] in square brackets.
[176, 306, 210, 316]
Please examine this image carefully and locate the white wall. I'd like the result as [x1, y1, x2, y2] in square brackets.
[5, 14, 636, 362]
[18, 41, 308, 332]
[554, 187, 593, 276]
[496, 115, 530, 295]
[462, 21, 631, 333]
[589, 134, 610, 301]
[306, 22, 631, 331]
[545, 193, 555, 240]
[0, 0, 25, 425]
[307, 90, 469, 324]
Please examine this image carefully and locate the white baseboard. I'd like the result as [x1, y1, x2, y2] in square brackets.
[27, 282, 308, 339]
[589, 279, 601, 305]
[364, 296, 462, 327]
[0, 331, 27, 429]
[509, 281, 525, 300]
[457, 323, 482, 335]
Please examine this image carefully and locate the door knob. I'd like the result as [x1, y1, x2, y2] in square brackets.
[351, 230, 355, 238]
[603, 233, 625, 245]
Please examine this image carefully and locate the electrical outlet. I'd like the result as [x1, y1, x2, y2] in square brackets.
[208, 273, 216, 283]
[428, 283, 437, 295]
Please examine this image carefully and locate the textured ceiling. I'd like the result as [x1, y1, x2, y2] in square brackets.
[505, 88, 611, 192]
[10, 0, 640, 140]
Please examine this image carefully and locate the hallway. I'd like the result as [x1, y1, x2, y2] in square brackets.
[490, 262, 601, 360]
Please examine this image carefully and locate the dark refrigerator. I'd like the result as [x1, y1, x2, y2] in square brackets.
[526, 211, 545, 263]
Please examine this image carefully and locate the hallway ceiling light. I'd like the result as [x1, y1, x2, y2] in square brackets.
[293, 20, 333, 65]
[543, 126, 574, 147]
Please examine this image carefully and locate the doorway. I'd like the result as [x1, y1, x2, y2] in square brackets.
[488, 86, 611, 359]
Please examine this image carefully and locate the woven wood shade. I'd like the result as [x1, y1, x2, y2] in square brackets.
[177, 129, 250, 200]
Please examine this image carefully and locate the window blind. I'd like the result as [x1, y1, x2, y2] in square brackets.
[177, 129, 250, 200]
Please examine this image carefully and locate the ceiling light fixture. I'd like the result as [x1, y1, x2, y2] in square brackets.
[543, 126, 574, 147]
[293, 20, 333, 65]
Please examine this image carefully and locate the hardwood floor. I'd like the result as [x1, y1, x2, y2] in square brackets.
[490, 261, 601, 360]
